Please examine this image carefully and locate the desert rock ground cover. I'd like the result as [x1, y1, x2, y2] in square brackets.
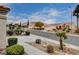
[26, 41, 79, 55]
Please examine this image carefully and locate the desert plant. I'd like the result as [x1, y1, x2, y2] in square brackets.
[7, 30, 13, 36]
[47, 45, 54, 53]
[63, 26, 71, 32]
[6, 44, 24, 55]
[34, 21, 44, 30]
[8, 38, 18, 46]
[75, 29, 79, 34]
[35, 39, 41, 44]
[8, 23, 14, 30]
[25, 31, 30, 35]
[14, 29, 23, 35]
[56, 31, 67, 50]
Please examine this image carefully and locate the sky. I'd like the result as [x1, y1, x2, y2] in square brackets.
[0, 3, 78, 24]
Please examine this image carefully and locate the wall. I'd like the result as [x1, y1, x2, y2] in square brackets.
[0, 19, 6, 49]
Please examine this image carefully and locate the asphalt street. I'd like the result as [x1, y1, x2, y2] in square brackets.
[29, 29, 79, 46]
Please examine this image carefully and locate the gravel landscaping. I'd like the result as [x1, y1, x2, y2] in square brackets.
[26, 41, 79, 55]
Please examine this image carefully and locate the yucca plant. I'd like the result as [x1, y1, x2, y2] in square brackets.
[56, 31, 67, 50]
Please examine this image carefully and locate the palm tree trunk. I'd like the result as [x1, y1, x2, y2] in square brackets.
[60, 37, 63, 50]
[77, 16, 78, 29]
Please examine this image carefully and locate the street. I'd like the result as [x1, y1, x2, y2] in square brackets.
[29, 29, 79, 46]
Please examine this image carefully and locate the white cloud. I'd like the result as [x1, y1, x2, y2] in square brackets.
[0, 3, 8, 5]
[72, 17, 77, 25]
[7, 7, 72, 25]
[44, 19, 56, 24]
[33, 8, 60, 17]
[7, 19, 28, 24]
[7, 20, 14, 24]
[29, 15, 44, 22]
[8, 15, 21, 19]
[29, 8, 60, 24]
[7, 15, 28, 24]
[46, 9, 60, 17]
[15, 19, 28, 23]
[0, 3, 10, 7]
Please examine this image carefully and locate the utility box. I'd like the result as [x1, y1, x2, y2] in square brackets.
[0, 6, 10, 50]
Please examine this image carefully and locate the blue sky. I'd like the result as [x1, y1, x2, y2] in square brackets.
[1, 3, 78, 24]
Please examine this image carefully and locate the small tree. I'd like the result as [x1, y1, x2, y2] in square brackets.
[56, 31, 67, 50]
[34, 21, 44, 30]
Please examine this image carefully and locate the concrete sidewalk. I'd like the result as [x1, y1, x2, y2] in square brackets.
[7, 35, 49, 55]
[20, 43, 48, 55]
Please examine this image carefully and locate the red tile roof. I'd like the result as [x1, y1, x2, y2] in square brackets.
[0, 5, 10, 11]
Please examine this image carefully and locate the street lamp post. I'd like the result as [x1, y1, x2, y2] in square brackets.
[71, 8, 73, 33]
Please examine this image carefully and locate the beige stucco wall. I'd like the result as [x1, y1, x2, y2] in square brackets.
[0, 19, 6, 49]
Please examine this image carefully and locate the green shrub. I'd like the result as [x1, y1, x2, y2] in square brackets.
[8, 38, 18, 46]
[35, 39, 41, 44]
[7, 30, 13, 36]
[25, 31, 30, 35]
[75, 29, 79, 34]
[14, 29, 23, 35]
[6, 44, 24, 55]
[47, 45, 54, 53]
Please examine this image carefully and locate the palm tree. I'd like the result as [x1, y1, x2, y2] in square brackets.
[34, 21, 44, 30]
[73, 5, 79, 29]
[26, 20, 29, 28]
[56, 31, 67, 50]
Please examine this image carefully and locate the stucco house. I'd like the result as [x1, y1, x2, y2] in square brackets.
[0, 6, 10, 51]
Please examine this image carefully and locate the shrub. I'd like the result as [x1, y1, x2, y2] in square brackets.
[8, 38, 18, 46]
[35, 39, 41, 44]
[14, 29, 23, 35]
[47, 45, 54, 53]
[25, 31, 30, 35]
[34, 21, 44, 30]
[7, 30, 13, 36]
[6, 44, 24, 55]
[75, 29, 79, 34]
